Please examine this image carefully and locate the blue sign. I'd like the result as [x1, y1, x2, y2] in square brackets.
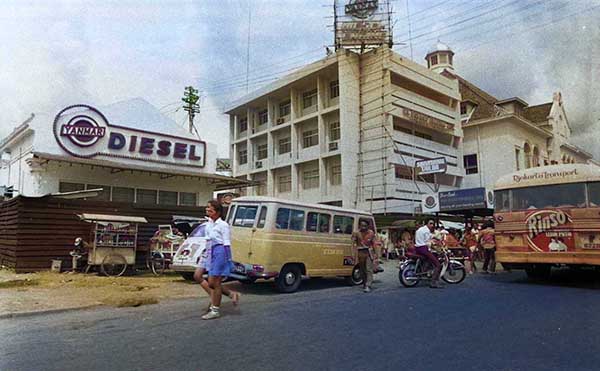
[438, 187, 488, 212]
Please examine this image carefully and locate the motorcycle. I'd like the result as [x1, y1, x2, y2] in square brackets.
[399, 246, 466, 287]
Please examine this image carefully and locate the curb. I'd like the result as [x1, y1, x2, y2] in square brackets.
[0, 304, 102, 320]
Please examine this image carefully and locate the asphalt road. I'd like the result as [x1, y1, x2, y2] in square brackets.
[2, 264, 600, 371]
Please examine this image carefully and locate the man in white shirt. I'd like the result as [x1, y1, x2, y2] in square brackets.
[415, 218, 443, 289]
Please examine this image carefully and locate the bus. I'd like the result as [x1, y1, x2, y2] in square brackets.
[225, 196, 376, 293]
[493, 163, 600, 278]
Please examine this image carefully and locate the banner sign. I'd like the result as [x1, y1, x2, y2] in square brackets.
[438, 187, 492, 212]
[335, 0, 392, 49]
[53, 105, 206, 168]
[415, 157, 447, 175]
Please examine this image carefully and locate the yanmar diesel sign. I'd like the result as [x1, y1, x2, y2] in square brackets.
[53, 105, 206, 168]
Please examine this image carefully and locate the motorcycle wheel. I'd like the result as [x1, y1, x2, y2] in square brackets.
[442, 262, 466, 284]
[399, 263, 419, 287]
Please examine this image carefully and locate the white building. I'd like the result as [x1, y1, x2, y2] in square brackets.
[0, 98, 246, 205]
[423, 42, 595, 190]
[225, 46, 464, 216]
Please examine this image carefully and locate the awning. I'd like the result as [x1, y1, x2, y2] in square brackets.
[78, 213, 148, 223]
[32, 151, 259, 190]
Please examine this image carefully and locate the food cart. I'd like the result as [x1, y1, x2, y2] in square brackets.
[78, 213, 148, 277]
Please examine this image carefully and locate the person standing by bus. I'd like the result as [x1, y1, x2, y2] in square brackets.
[461, 226, 479, 274]
[352, 220, 376, 293]
[479, 220, 497, 274]
[202, 200, 240, 320]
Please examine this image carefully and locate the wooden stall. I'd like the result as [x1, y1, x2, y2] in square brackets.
[0, 195, 206, 273]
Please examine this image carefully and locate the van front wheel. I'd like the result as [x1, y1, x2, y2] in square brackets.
[275, 265, 302, 293]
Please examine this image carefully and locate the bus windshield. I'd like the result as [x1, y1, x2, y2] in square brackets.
[495, 182, 587, 212]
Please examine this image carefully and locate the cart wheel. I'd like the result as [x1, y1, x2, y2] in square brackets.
[101, 254, 128, 277]
[149, 252, 166, 276]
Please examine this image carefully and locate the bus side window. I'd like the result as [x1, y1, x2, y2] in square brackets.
[276, 208, 305, 231]
[276, 208, 291, 229]
[588, 182, 600, 207]
[319, 214, 331, 233]
[257, 206, 268, 228]
[333, 215, 354, 234]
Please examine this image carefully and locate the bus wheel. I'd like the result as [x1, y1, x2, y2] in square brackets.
[275, 264, 302, 293]
[345, 264, 363, 286]
[525, 264, 551, 280]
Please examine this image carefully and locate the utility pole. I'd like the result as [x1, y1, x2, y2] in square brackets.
[182, 86, 200, 134]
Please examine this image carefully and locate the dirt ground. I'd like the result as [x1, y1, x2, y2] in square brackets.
[0, 268, 206, 317]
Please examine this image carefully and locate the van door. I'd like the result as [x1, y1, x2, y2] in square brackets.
[230, 204, 260, 263]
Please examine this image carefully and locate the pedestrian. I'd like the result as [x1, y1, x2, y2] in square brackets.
[201, 199, 240, 320]
[461, 225, 478, 274]
[352, 220, 376, 293]
[479, 220, 497, 274]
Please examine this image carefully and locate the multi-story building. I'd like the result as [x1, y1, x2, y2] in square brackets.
[225, 45, 464, 216]
[423, 42, 595, 190]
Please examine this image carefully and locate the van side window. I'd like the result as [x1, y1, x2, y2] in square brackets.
[333, 215, 354, 234]
[307, 212, 331, 233]
[257, 206, 268, 228]
[233, 206, 258, 227]
[276, 208, 305, 231]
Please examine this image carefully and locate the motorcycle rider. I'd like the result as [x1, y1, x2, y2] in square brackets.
[415, 218, 443, 288]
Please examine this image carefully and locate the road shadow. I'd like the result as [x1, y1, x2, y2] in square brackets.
[221, 276, 355, 297]
[484, 268, 600, 290]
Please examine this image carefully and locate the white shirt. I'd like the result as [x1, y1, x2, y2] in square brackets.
[206, 217, 231, 246]
[415, 225, 433, 247]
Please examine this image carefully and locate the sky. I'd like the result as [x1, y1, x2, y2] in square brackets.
[1, 0, 599, 158]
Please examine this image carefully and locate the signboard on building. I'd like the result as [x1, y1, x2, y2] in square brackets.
[334, 0, 392, 50]
[415, 157, 447, 175]
[216, 158, 231, 172]
[401, 107, 454, 133]
[53, 105, 206, 168]
[421, 187, 494, 214]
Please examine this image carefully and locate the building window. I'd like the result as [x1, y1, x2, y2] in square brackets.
[87, 184, 110, 201]
[258, 109, 268, 125]
[59, 182, 85, 193]
[302, 89, 317, 109]
[331, 165, 342, 185]
[278, 175, 291, 193]
[431, 55, 438, 65]
[393, 123, 412, 135]
[255, 183, 267, 196]
[257, 144, 268, 160]
[278, 137, 291, 154]
[159, 190, 178, 205]
[239, 117, 248, 133]
[515, 148, 521, 170]
[239, 149, 248, 165]
[464, 154, 478, 175]
[180, 192, 197, 206]
[460, 102, 467, 115]
[395, 165, 414, 180]
[302, 129, 319, 148]
[112, 187, 135, 203]
[330, 80, 339, 99]
[303, 169, 319, 189]
[279, 100, 290, 117]
[329, 122, 340, 141]
[136, 189, 157, 204]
